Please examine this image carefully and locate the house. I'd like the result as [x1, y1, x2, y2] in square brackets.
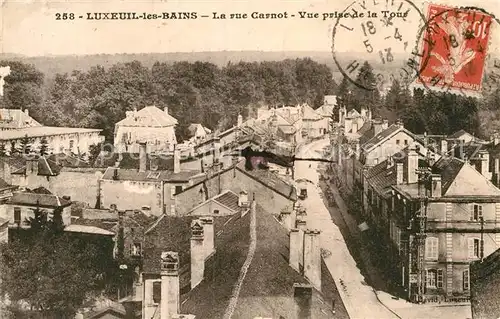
[114, 106, 178, 154]
[381, 149, 500, 303]
[315, 95, 337, 134]
[470, 246, 500, 318]
[448, 129, 484, 145]
[187, 124, 212, 142]
[99, 143, 204, 215]
[1, 154, 106, 206]
[0, 108, 41, 131]
[0, 190, 72, 227]
[301, 103, 328, 138]
[337, 104, 372, 138]
[174, 159, 297, 215]
[140, 196, 348, 319]
[0, 177, 16, 203]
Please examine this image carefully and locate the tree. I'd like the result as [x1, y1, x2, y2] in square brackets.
[351, 62, 381, 113]
[39, 137, 49, 156]
[87, 143, 102, 166]
[19, 134, 31, 154]
[0, 206, 117, 318]
[0, 143, 6, 156]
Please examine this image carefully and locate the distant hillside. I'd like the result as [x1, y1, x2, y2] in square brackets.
[0, 51, 403, 80]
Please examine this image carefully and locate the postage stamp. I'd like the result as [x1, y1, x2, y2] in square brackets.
[331, 0, 428, 91]
[414, 4, 495, 96]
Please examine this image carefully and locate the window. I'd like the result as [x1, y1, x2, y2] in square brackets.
[170, 186, 176, 199]
[437, 269, 444, 288]
[396, 139, 400, 145]
[468, 238, 481, 259]
[463, 269, 470, 291]
[131, 243, 142, 256]
[404, 139, 408, 145]
[471, 204, 483, 221]
[425, 237, 439, 260]
[14, 207, 21, 225]
[69, 140, 74, 150]
[153, 281, 161, 304]
[426, 269, 437, 288]
[175, 186, 183, 194]
[214, 209, 220, 214]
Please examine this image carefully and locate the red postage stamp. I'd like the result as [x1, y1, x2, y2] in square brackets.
[415, 4, 493, 95]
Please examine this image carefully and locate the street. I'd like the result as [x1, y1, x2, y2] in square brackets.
[294, 138, 472, 319]
[295, 138, 398, 319]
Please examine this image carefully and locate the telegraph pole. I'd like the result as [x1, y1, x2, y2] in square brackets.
[414, 168, 430, 303]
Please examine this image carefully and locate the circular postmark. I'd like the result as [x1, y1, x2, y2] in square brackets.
[331, 0, 429, 92]
[413, 5, 500, 97]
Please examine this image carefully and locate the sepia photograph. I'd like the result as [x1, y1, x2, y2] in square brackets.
[0, 0, 499, 318]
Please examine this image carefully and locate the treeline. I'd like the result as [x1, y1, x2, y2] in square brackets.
[0, 59, 337, 142]
[335, 61, 499, 137]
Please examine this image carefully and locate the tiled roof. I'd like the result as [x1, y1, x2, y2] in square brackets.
[302, 104, 322, 121]
[64, 224, 115, 236]
[471, 248, 500, 319]
[29, 186, 52, 194]
[116, 106, 178, 127]
[101, 167, 201, 182]
[361, 124, 401, 150]
[0, 108, 41, 129]
[0, 126, 101, 140]
[142, 214, 234, 274]
[94, 152, 174, 170]
[366, 161, 398, 197]
[187, 124, 211, 137]
[358, 122, 374, 145]
[449, 129, 471, 139]
[278, 125, 296, 135]
[11, 155, 61, 176]
[346, 109, 361, 119]
[47, 154, 90, 168]
[0, 178, 15, 191]
[7, 191, 72, 208]
[236, 161, 297, 200]
[432, 157, 465, 195]
[181, 205, 346, 319]
[212, 190, 240, 212]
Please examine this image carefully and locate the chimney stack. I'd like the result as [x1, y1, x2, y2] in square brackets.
[441, 139, 448, 156]
[407, 144, 418, 184]
[373, 119, 383, 136]
[281, 206, 296, 231]
[295, 215, 307, 269]
[294, 283, 313, 319]
[213, 138, 221, 164]
[139, 142, 147, 173]
[351, 121, 358, 134]
[26, 158, 38, 176]
[164, 107, 169, 115]
[160, 251, 180, 319]
[289, 228, 301, 272]
[479, 150, 490, 178]
[430, 174, 442, 198]
[174, 146, 181, 174]
[237, 114, 243, 127]
[303, 229, 321, 290]
[24, 109, 29, 116]
[190, 220, 205, 290]
[382, 119, 389, 130]
[491, 132, 500, 146]
[200, 217, 214, 258]
[238, 191, 249, 208]
[396, 163, 403, 185]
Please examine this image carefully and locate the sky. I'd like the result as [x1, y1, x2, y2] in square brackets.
[1, 0, 499, 56]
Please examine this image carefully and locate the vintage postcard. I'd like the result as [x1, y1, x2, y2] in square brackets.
[0, 0, 499, 318]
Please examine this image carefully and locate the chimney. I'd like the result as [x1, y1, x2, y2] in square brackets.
[112, 168, 119, 180]
[150, 157, 159, 171]
[396, 119, 404, 128]
[382, 119, 389, 130]
[26, 158, 38, 176]
[304, 230, 321, 290]
[139, 142, 147, 173]
[479, 150, 490, 178]
[174, 146, 181, 174]
[238, 190, 249, 207]
[294, 283, 313, 319]
[164, 107, 169, 115]
[352, 121, 358, 134]
[289, 228, 301, 272]
[295, 215, 307, 269]
[213, 138, 221, 164]
[407, 145, 418, 184]
[386, 155, 393, 169]
[491, 132, 500, 146]
[24, 109, 29, 116]
[396, 163, 403, 185]
[237, 114, 243, 127]
[190, 220, 205, 290]
[430, 174, 442, 198]
[200, 217, 214, 258]
[281, 206, 296, 231]
[360, 107, 367, 118]
[125, 111, 133, 119]
[367, 108, 372, 121]
[373, 119, 383, 136]
[441, 139, 448, 156]
[160, 251, 180, 319]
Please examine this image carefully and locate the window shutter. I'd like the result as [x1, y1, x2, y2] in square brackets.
[468, 238, 475, 259]
[463, 269, 470, 291]
[437, 269, 444, 288]
[424, 269, 428, 289]
[170, 186, 175, 199]
[470, 204, 474, 221]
